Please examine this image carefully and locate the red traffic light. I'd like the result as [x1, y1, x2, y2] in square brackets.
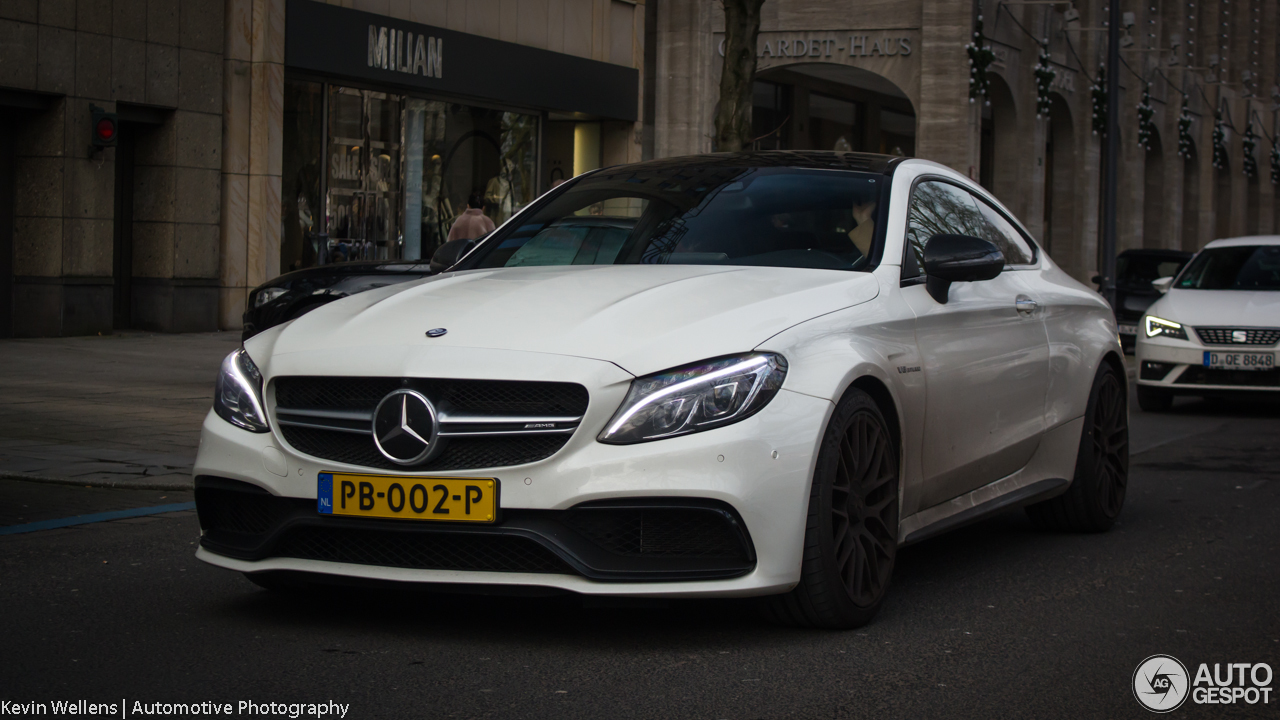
[89, 104, 118, 148]
[96, 118, 116, 142]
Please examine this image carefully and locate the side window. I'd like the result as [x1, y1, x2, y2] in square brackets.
[903, 180, 988, 279]
[972, 199, 1036, 265]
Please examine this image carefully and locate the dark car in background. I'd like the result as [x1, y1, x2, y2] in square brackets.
[1107, 249, 1194, 351]
[242, 261, 435, 340]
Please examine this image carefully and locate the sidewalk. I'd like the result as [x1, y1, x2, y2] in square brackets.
[0, 331, 240, 489]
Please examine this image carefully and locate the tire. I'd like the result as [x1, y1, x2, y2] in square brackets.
[1136, 384, 1173, 412]
[1026, 363, 1129, 532]
[765, 388, 900, 629]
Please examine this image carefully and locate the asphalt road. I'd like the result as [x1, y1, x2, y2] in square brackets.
[1, 395, 1277, 719]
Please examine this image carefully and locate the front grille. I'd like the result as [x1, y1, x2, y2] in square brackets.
[1175, 366, 1280, 387]
[274, 525, 576, 574]
[196, 477, 757, 582]
[565, 507, 750, 560]
[1194, 327, 1280, 346]
[273, 377, 589, 471]
[280, 426, 572, 471]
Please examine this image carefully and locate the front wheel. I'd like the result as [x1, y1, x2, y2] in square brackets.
[765, 388, 899, 629]
[1026, 363, 1129, 532]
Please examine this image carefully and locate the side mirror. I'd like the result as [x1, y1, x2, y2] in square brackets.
[1151, 276, 1174, 294]
[922, 234, 1005, 303]
[429, 238, 477, 273]
[1090, 274, 1102, 286]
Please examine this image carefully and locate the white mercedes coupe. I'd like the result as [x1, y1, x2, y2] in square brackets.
[1135, 236, 1280, 411]
[195, 152, 1127, 628]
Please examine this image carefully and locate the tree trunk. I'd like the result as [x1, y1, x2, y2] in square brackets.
[715, 0, 766, 153]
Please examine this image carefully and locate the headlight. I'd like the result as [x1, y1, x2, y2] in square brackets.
[214, 348, 269, 432]
[253, 287, 288, 308]
[1144, 315, 1187, 340]
[598, 353, 787, 444]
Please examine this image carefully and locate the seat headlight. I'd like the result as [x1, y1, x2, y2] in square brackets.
[214, 348, 269, 432]
[1144, 315, 1187, 340]
[598, 353, 787, 445]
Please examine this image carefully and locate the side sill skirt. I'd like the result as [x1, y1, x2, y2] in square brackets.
[899, 477, 1069, 547]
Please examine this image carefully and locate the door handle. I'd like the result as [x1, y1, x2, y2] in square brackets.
[1015, 296, 1038, 315]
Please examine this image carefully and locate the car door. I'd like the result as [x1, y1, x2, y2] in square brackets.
[900, 178, 1050, 509]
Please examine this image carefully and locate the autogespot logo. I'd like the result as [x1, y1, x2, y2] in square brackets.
[1133, 654, 1190, 713]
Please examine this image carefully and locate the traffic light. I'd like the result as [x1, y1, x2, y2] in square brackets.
[89, 104, 118, 149]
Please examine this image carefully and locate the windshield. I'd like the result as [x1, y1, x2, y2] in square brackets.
[1175, 245, 1280, 290]
[468, 166, 887, 272]
[1117, 254, 1189, 289]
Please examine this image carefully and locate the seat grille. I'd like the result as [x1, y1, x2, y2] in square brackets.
[1175, 366, 1280, 387]
[275, 525, 575, 574]
[272, 377, 588, 471]
[1194, 327, 1280, 346]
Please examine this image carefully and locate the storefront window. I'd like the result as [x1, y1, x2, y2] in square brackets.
[279, 80, 541, 270]
[403, 103, 539, 260]
[326, 87, 401, 263]
[281, 80, 324, 273]
[809, 93, 859, 152]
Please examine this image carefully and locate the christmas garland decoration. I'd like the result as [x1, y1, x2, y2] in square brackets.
[1241, 122, 1258, 179]
[1211, 111, 1228, 170]
[1271, 140, 1280, 185]
[1034, 46, 1056, 119]
[1090, 64, 1107, 136]
[967, 14, 995, 105]
[1137, 84, 1155, 151]
[1176, 99, 1194, 159]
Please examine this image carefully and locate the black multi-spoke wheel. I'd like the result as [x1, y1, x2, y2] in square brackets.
[766, 388, 899, 629]
[1026, 363, 1129, 532]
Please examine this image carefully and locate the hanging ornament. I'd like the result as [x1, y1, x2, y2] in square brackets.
[1242, 122, 1258, 178]
[1137, 84, 1155, 150]
[966, 13, 995, 105]
[1091, 64, 1107, 136]
[1034, 45, 1056, 119]
[1176, 98, 1194, 158]
[1271, 139, 1280, 185]
[1211, 110, 1228, 170]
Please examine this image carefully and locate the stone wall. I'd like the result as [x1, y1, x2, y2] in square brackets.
[1, 0, 224, 336]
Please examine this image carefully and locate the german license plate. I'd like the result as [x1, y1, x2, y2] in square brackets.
[1117, 324, 1138, 336]
[317, 473, 498, 523]
[1203, 351, 1275, 371]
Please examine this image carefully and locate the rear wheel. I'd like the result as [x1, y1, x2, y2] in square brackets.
[1026, 363, 1129, 532]
[1136, 385, 1173, 412]
[765, 388, 899, 629]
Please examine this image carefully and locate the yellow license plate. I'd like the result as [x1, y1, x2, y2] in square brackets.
[317, 473, 498, 523]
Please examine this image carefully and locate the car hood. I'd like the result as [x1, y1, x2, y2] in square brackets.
[264, 264, 880, 376]
[1147, 288, 1280, 329]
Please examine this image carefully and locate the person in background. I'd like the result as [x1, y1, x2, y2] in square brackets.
[448, 192, 496, 242]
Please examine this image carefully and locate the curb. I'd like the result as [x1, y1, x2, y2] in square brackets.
[0, 470, 194, 492]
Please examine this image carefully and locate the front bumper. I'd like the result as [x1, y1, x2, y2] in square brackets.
[1135, 334, 1280, 393]
[193, 387, 832, 597]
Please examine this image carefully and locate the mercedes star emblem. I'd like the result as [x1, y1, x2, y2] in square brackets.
[425, 328, 448, 338]
[372, 389, 439, 465]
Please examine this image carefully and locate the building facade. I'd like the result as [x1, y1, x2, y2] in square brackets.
[1, 0, 1276, 336]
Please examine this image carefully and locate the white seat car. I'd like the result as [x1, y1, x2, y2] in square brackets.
[195, 152, 1126, 628]
[1135, 235, 1280, 411]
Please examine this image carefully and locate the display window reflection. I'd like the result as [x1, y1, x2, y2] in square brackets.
[280, 79, 540, 271]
